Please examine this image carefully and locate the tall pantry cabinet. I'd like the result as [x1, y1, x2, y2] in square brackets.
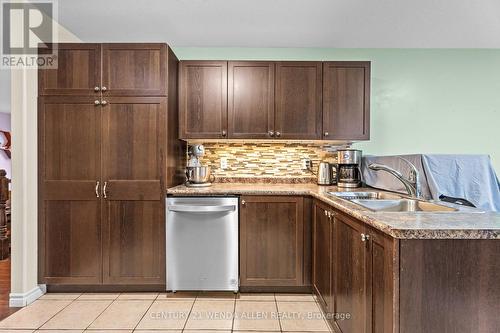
[38, 43, 183, 289]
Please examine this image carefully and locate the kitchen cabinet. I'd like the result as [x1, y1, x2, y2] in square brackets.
[334, 211, 369, 333]
[228, 61, 275, 138]
[323, 61, 370, 140]
[179, 61, 228, 139]
[275, 62, 322, 139]
[38, 43, 182, 288]
[312, 201, 332, 310]
[102, 43, 168, 96]
[312, 201, 395, 333]
[39, 43, 170, 96]
[38, 96, 102, 284]
[239, 196, 305, 288]
[101, 97, 166, 285]
[38, 43, 101, 96]
[179, 60, 370, 141]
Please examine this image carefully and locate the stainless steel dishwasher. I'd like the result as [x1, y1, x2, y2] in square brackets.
[166, 196, 239, 292]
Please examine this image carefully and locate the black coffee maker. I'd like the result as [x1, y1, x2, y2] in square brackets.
[337, 149, 362, 188]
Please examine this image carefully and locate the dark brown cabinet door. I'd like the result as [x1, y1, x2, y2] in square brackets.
[312, 201, 332, 310]
[334, 212, 369, 333]
[323, 62, 370, 140]
[228, 62, 275, 138]
[101, 97, 165, 285]
[367, 228, 395, 333]
[179, 61, 228, 139]
[275, 62, 322, 139]
[102, 43, 167, 96]
[240, 196, 304, 287]
[38, 43, 101, 96]
[38, 96, 102, 284]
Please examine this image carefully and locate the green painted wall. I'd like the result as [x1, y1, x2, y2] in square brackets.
[172, 48, 500, 172]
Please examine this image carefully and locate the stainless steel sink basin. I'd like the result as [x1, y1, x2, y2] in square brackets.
[328, 191, 403, 200]
[351, 199, 458, 212]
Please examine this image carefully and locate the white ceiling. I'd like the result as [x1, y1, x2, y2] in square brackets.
[57, 0, 500, 48]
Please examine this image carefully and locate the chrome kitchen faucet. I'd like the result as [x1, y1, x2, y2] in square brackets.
[368, 158, 422, 198]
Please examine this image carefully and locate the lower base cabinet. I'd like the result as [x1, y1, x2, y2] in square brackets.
[239, 196, 307, 289]
[312, 200, 395, 333]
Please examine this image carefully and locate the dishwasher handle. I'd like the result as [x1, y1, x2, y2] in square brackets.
[168, 205, 236, 213]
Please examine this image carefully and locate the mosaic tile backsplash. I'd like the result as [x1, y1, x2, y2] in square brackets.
[190, 142, 347, 182]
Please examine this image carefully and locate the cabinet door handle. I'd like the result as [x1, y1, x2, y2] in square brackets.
[103, 181, 108, 199]
[361, 233, 370, 242]
[95, 181, 100, 198]
[101, 100, 108, 106]
[94, 100, 101, 105]
[324, 131, 329, 137]
[222, 130, 227, 137]
[275, 131, 281, 137]
[94, 86, 100, 92]
[268, 130, 275, 137]
[241, 199, 246, 206]
[101, 86, 107, 92]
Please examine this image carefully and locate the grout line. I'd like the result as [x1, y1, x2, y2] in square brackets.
[82, 296, 118, 331]
[31, 297, 76, 330]
[131, 299, 156, 332]
[230, 294, 237, 332]
[181, 293, 197, 332]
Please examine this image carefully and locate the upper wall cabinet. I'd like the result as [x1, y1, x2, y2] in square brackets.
[179, 61, 228, 139]
[275, 62, 322, 139]
[179, 60, 371, 141]
[323, 61, 370, 140]
[38, 43, 101, 96]
[228, 61, 275, 139]
[39, 43, 169, 97]
[102, 44, 167, 96]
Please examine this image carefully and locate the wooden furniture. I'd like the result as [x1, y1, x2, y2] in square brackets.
[239, 196, 309, 291]
[38, 43, 183, 289]
[0, 170, 9, 260]
[228, 61, 275, 139]
[323, 62, 370, 140]
[313, 200, 395, 333]
[275, 61, 322, 139]
[179, 61, 228, 139]
[179, 60, 370, 140]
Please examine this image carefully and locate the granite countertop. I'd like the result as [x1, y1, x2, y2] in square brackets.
[167, 183, 500, 240]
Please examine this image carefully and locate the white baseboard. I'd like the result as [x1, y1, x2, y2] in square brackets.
[9, 284, 46, 307]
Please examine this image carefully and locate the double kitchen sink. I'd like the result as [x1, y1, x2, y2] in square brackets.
[328, 191, 461, 212]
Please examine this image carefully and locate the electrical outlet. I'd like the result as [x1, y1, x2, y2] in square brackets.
[302, 159, 312, 170]
[220, 157, 228, 170]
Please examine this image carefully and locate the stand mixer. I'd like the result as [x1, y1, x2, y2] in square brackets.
[185, 144, 215, 187]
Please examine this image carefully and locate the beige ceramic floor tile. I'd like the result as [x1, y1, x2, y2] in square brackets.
[88, 300, 153, 329]
[135, 330, 181, 333]
[275, 293, 316, 302]
[236, 293, 275, 301]
[35, 329, 83, 333]
[0, 300, 71, 329]
[77, 293, 120, 300]
[196, 291, 236, 301]
[39, 293, 82, 300]
[40, 300, 111, 329]
[136, 300, 193, 330]
[277, 301, 330, 332]
[117, 293, 159, 300]
[83, 330, 132, 333]
[82, 329, 131, 333]
[156, 292, 198, 301]
[183, 331, 230, 333]
[184, 300, 234, 330]
[233, 301, 280, 331]
[0, 330, 34, 333]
